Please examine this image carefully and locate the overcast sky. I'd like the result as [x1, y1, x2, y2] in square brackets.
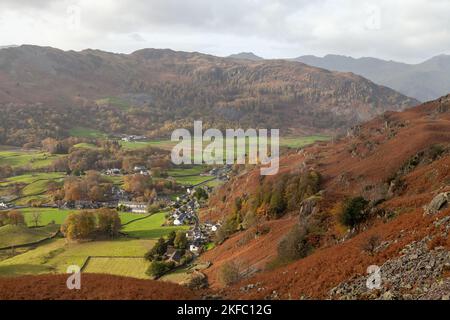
[0, 0, 449, 63]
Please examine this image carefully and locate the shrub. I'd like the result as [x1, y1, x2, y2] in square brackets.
[218, 261, 241, 286]
[361, 234, 381, 255]
[339, 197, 369, 228]
[146, 261, 175, 278]
[277, 224, 313, 262]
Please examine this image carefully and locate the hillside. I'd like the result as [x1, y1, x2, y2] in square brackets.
[294, 54, 450, 102]
[0, 224, 59, 248]
[201, 94, 450, 299]
[0, 45, 418, 146]
[0, 274, 199, 300]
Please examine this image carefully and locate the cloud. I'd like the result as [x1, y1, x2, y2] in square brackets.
[0, 0, 449, 62]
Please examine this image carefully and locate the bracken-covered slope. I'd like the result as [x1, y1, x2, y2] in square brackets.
[0, 274, 199, 300]
[201, 95, 450, 299]
[0, 45, 418, 146]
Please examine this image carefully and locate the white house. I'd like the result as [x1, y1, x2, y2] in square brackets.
[0, 202, 8, 209]
[211, 225, 218, 232]
[189, 244, 199, 252]
[173, 219, 182, 226]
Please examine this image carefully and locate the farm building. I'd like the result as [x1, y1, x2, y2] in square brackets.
[118, 201, 148, 214]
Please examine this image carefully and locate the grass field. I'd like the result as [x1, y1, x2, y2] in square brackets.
[68, 127, 107, 139]
[83, 257, 150, 279]
[122, 212, 188, 239]
[171, 175, 215, 186]
[0, 150, 62, 169]
[72, 142, 99, 149]
[119, 139, 177, 151]
[21, 208, 73, 226]
[0, 211, 184, 277]
[166, 166, 207, 177]
[280, 135, 331, 148]
[20, 208, 149, 227]
[96, 97, 131, 111]
[0, 224, 59, 248]
[0, 238, 155, 276]
[159, 265, 192, 283]
[0, 173, 66, 205]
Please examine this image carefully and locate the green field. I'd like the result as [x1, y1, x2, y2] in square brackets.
[166, 166, 207, 177]
[280, 135, 331, 148]
[68, 127, 107, 139]
[0, 150, 62, 169]
[20, 208, 73, 226]
[0, 211, 185, 277]
[72, 142, 99, 149]
[171, 175, 215, 186]
[20, 208, 149, 227]
[83, 257, 150, 279]
[119, 139, 176, 151]
[0, 173, 66, 205]
[96, 97, 131, 111]
[114, 134, 330, 153]
[0, 224, 59, 248]
[122, 212, 188, 239]
[0, 238, 155, 276]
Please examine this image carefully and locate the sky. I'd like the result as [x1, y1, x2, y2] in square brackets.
[0, 0, 449, 63]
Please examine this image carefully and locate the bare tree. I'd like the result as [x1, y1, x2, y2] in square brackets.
[31, 211, 41, 227]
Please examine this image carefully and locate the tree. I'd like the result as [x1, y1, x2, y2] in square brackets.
[61, 211, 96, 240]
[268, 186, 286, 218]
[174, 231, 188, 249]
[167, 230, 177, 246]
[123, 174, 153, 196]
[145, 237, 167, 261]
[30, 211, 42, 227]
[242, 211, 258, 229]
[146, 261, 175, 278]
[7, 210, 25, 226]
[96, 208, 121, 237]
[218, 261, 241, 286]
[194, 187, 208, 201]
[340, 197, 369, 228]
[0, 211, 9, 226]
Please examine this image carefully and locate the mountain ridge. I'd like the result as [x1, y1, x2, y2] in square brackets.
[293, 54, 450, 101]
[0, 45, 418, 146]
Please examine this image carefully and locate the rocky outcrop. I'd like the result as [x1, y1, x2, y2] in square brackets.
[299, 196, 321, 220]
[329, 237, 450, 300]
[424, 192, 450, 215]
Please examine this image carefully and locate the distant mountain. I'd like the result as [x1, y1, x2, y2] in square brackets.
[227, 52, 263, 61]
[0, 45, 18, 50]
[293, 54, 450, 102]
[0, 45, 418, 146]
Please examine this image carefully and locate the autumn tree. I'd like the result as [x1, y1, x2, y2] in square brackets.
[61, 211, 96, 240]
[7, 210, 25, 226]
[96, 208, 121, 237]
[123, 174, 153, 196]
[0, 211, 9, 226]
